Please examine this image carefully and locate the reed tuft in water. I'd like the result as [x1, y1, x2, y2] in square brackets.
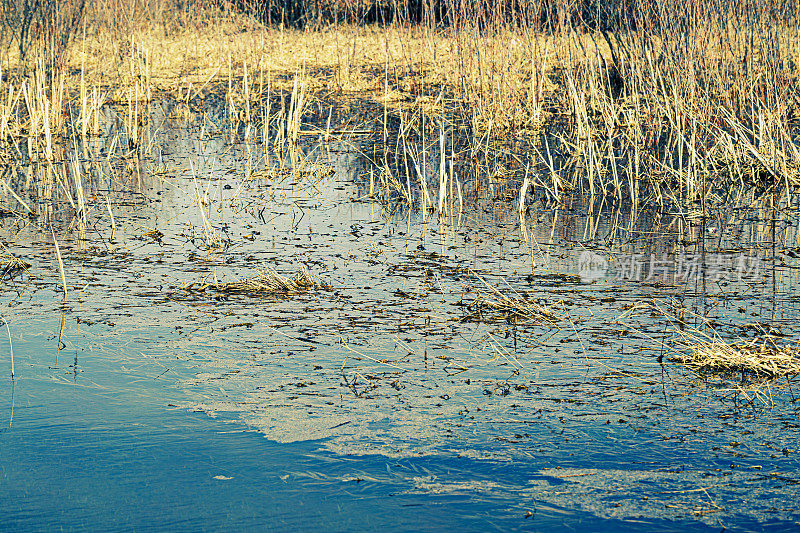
[182, 265, 326, 296]
[680, 339, 800, 378]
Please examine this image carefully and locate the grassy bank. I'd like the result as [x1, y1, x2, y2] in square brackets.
[0, 0, 798, 207]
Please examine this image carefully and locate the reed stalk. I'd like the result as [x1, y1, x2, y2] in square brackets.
[106, 196, 116, 241]
[438, 127, 446, 215]
[1, 315, 12, 380]
[52, 229, 67, 304]
[0, 0, 796, 210]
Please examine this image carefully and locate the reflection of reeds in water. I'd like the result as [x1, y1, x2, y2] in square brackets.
[190, 160, 221, 249]
[51, 230, 67, 304]
[70, 140, 87, 221]
[1, 314, 13, 380]
[105, 196, 116, 241]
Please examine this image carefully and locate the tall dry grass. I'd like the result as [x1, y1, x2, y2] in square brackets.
[0, 0, 797, 211]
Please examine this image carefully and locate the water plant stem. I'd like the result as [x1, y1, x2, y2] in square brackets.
[1, 314, 12, 380]
[52, 229, 67, 304]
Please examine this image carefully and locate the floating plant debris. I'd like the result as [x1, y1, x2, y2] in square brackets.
[458, 292, 562, 325]
[457, 271, 563, 324]
[679, 338, 800, 378]
[249, 162, 335, 182]
[143, 229, 165, 241]
[0, 255, 30, 277]
[181, 265, 325, 295]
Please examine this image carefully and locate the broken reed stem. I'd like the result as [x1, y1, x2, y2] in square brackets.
[1, 178, 33, 214]
[1, 314, 13, 380]
[52, 229, 67, 304]
[106, 195, 116, 241]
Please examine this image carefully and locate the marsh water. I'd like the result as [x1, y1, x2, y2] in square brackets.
[1, 96, 799, 531]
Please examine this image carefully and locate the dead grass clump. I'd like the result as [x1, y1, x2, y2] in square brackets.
[182, 265, 326, 296]
[459, 291, 561, 325]
[457, 270, 563, 325]
[143, 228, 165, 240]
[250, 162, 334, 182]
[0, 254, 30, 277]
[680, 338, 800, 378]
[458, 270, 563, 325]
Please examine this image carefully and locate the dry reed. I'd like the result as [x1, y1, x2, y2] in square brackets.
[0, 0, 796, 218]
[182, 264, 325, 295]
[0, 255, 30, 278]
[460, 270, 563, 325]
[655, 301, 800, 380]
[679, 338, 800, 378]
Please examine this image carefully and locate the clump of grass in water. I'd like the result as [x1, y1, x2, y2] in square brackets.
[655, 302, 800, 380]
[458, 270, 564, 325]
[460, 292, 561, 325]
[680, 338, 800, 379]
[182, 264, 326, 295]
[249, 162, 334, 183]
[0, 255, 30, 278]
[142, 228, 164, 241]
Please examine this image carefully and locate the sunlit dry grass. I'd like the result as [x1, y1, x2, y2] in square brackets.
[181, 265, 326, 295]
[1, 0, 799, 211]
[680, 339, 800, 378]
